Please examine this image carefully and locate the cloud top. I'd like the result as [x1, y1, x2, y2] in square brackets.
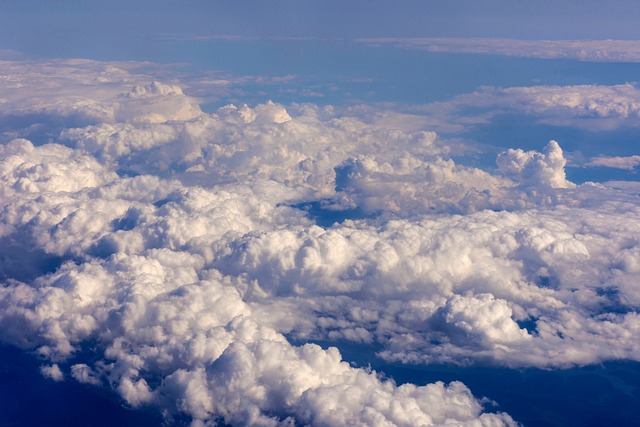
[497, 140, 575, 189]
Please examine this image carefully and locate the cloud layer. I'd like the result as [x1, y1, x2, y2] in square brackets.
[2, 58, 640, 425]
[358, 38, 640, 63]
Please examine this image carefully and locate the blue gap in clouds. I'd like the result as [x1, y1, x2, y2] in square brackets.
[168, 41, 640, 107]
[293, 338, 640, 427]
[289, 200, 370, 227]
[384, 361, 640, 427]
[0, 344, 166, 427]
[0, 228, 66, 282]
[469, 114, 640, 156]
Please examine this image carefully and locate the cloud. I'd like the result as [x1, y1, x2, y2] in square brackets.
[40, 364, 64, 381]
[58, 99, 445, 195]
[218, 195, 640, 368]
[0, 135, 518, 424]
[589, 154, 640, 170]
[115, 81, 202, 124]
[70, 364, 102, 385]
[151, 36, 640, 63]
[2, 57, 640, 425]
[494, 84, 640, 129]
[0, 59, 143, 123]
[357, 38, 640, 63]
[497, 140, 575, 189]
[412, 83, 640, 134]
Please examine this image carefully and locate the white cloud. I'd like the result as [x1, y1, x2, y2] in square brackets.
[71, 363, 101, 385]
[40, 364, 64, 381]
[494, 84, 640, 129]
[219, 197, 640, 368]
[497, 140, 575, 189]
[115, 81, 202, 124]
[434, 85, 640, 139]
[441, 294, 531, 345]
[0, 59, 144, 125]
[589, 154, 640, 170]
[2, 57, 640, 425]
[0, 136, 518, 423]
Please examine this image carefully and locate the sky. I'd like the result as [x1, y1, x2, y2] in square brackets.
[4, 0, 640, 43]
[1, 2, 640, 426]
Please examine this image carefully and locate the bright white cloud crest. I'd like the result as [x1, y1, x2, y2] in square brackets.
[2, 59, 640, 426]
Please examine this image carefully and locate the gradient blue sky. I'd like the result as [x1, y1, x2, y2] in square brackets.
[3, 0, 640, 56]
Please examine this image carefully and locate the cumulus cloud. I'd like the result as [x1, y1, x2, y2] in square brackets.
[71, 363, 102, 385]
[402, 83, 640, 141]
[2, 57, 640, 425]
[491, 84, 640, 129]
[0, 59, 144, 125]
[40, 364, 64, 381]
[58, 97, 445, 198]
[497, 140, 575, 189]
[218, 196, 640, 368]
[115, 81, 202, 124]
[0, 136, 517, 424]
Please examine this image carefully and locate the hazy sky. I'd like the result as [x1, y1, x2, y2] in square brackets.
[3, 0, 640, 58]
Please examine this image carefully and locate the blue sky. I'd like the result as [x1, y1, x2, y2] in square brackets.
[4, 0, 640, 55]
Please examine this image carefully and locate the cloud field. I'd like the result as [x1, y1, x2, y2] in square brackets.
[1, 58, 640, 426]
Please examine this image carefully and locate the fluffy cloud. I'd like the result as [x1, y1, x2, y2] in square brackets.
[59, 98, 444, 199]
[496, 140, 574, 189]
[115, 81, 202, 124]
[2, 57, 640, 425]
[0, 137, 517, 424]
[415, 83, 640, 133]
[0, 59, 144, 125]
[218, 197, 640, 368]
[40, 364, 64, 381]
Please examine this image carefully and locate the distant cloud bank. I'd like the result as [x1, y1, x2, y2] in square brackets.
[357, 37, 640, 62]
[589, 154, 640, 170]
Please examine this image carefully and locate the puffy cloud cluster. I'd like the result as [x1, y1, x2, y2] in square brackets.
[2, 58, 640, 425]
[0, 59, 146, 125]
[60, 100, 444, 195]
[496, 140, 574, 189]
[114, 81, 203, 124]
[0, 139, 517, 425]
[496, 84, 640, 128]
[217, 198, 640, 368]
